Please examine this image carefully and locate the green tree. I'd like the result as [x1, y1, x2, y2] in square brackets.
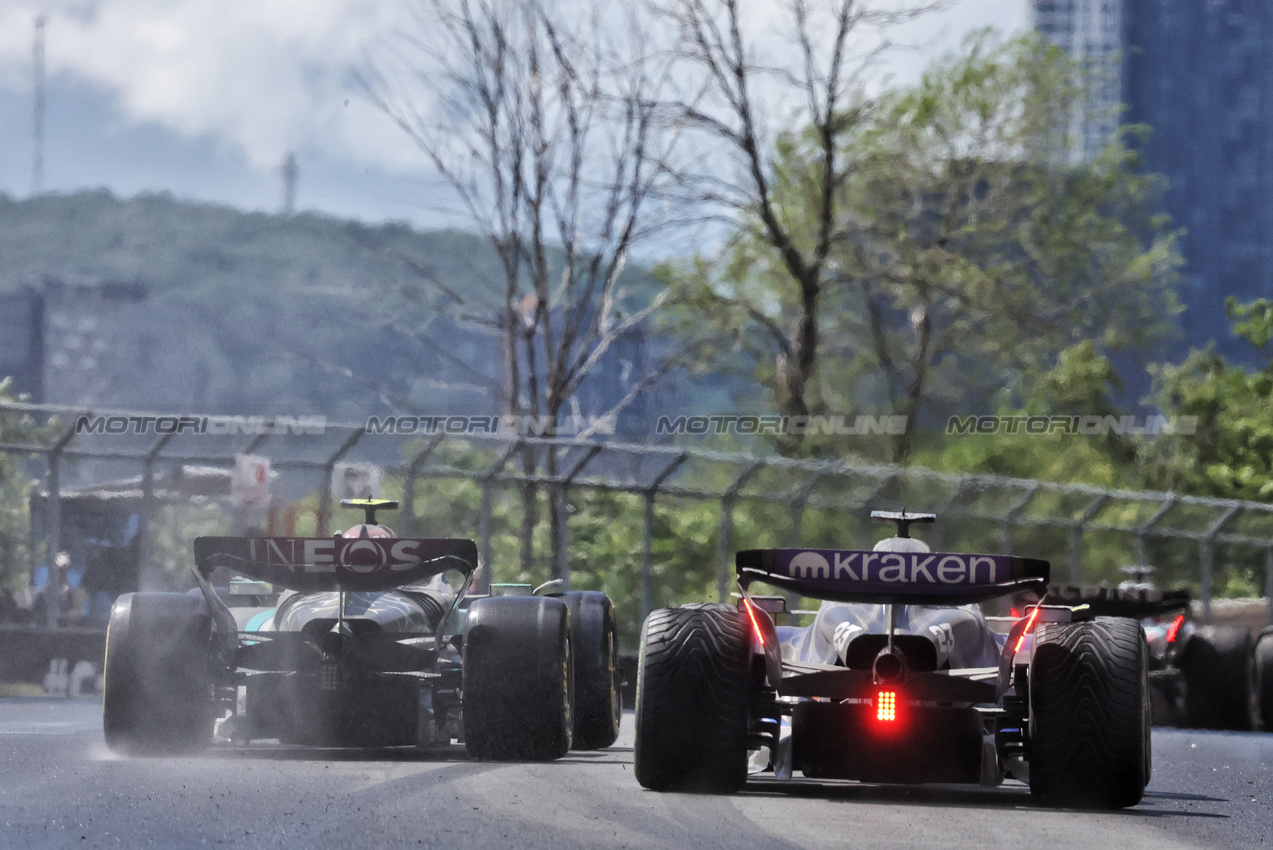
[654, 0, 945, 456]
[912, 340, 1138, 487]
[1145, 297, 1273, 501]
[0, 381, 58, 593]
[665, 32, 1182, 462]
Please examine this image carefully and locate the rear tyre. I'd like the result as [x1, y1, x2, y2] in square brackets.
[1256, 627, 1273, 732]
[1181, 625, 1257, 731]
[634, 603, 752, 793]
[1029, 616, 1150, 809]
[564, 591, 621, 750]
[463, 596, 573, 761]
[102, 593, 217, 755]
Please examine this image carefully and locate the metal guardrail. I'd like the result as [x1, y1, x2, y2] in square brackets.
[2, 401, 1272, 628]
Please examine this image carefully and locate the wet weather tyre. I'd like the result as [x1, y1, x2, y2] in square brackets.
[1181, 625, 1257, 731]
[1029, 616, 1151, 809]
[102, 593, 217, 755]
[463, 596, 573, 761]
[1255, 627, 1273, 732]
[564, 591, 621, 750]
[634, 603, 752, 793]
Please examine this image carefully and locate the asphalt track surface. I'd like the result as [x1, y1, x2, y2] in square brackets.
[0, 698, 1269, 849]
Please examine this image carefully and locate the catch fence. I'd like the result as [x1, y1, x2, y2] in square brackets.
[2, 402, 1271, 636]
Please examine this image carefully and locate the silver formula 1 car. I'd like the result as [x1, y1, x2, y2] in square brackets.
[103, 499, 621, 758]
[634, 511, 1152, 809]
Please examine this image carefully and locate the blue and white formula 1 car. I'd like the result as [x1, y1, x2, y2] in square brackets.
[103, 499, 621, 758]
[634, 511, 1152, 809]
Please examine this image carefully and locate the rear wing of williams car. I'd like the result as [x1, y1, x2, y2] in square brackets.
[736, 548, 1050, 605]
[193, 536, 478, 593]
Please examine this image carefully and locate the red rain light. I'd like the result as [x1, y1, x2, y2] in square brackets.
[741, 597, 766, 648]
[876, 690, 897, 722]
[1166, 613, 1186, 644]
[1013, 606, 1042, 654]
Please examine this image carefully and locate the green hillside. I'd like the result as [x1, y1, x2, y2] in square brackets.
[0, 191, 668, 418]
[0, 193, 516, 414]
[0, 190, 502, 305]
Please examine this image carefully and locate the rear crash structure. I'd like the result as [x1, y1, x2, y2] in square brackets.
[633, 511, 1152, 809]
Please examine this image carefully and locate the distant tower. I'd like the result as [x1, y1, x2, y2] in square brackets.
[32, 15, 46, 195]
[281, 151, 299, 214]
[1030, 0, 1124, 163]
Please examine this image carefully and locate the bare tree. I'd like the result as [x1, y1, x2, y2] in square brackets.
[655, 0, 943, 455]
[362, 0, 677, 578]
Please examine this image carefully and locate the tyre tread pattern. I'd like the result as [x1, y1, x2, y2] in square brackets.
[1030, 616, 1150, 809]
[634, 603, 752, 793]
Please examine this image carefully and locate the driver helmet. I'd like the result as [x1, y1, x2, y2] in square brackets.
[872, 535, 930, 554]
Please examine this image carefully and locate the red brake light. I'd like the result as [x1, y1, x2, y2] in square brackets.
[741, 597, 766, 648]
[876, 690, 897, 722]
[1013, 606, 1042, 654]
[1166, 613, 1186, 643]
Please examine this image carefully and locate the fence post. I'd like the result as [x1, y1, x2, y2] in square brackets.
[1070, 494, 1109, 584]
[317, 428, 365, 536]
[642, 493, 656, 617]
[552, 444, 603, 591]
[1134, 495, 1176, 573]
[846, 471, 900, 549]
[640, 452, 687, 622]
[1000, 484, 1039, 556]
[931, 478, 972, 551]
[717, 461, 762, 603]
[554, 486, 570, 589]
[401, 434, 445, 535]
[1199, 506, 1239, 624]
[138, 432, 176, 590]
[43, 422, 77, 629]
[473, 441, 521, 590]
[786, 471, 827, 548]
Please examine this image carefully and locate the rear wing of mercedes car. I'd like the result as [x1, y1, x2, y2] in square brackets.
[736, 548, 1050, 606]
[1046, 584, 1189, 619]
[193, 536, 478, 593]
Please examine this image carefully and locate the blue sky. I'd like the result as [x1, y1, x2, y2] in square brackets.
[0, 0, 1029, 230]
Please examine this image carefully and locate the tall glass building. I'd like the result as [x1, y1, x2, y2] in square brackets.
[1031, 0, 1125, 163]
[1033, 0, 1273, 361]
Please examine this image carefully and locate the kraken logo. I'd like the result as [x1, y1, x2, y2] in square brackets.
[789, 551, 831, 578]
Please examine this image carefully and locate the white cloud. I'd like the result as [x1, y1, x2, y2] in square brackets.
[0, 0, 420, 171]
[0, 0, 1029, 180]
